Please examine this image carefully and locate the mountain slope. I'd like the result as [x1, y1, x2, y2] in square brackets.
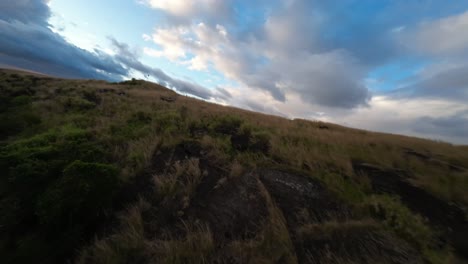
[0, 69, 467, 263]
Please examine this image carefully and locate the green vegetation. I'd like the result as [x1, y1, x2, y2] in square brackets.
[0, 69, 467, 263]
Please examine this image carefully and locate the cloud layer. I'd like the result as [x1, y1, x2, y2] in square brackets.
[144, 0, 371, 108]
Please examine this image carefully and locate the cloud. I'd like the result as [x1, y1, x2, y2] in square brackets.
[110, 38, 222, 101]
[0, 0, 221, 102]
[387, 60, 468, 103]
[408, 63, 468, 100]
[0, 0, 50, 25]
[143, 0, 226, 16]
[414, 112, 468, 139]
[140, 0, 233, 26]
[267, 50, 370, 108]
[324, 96, 468, 144]
[384, 10, 468, 106]
[0, 20, 127, 80]
[144, 0, 371, 108]
[0, 0, 127, 80]
[401, 10, 468, 56]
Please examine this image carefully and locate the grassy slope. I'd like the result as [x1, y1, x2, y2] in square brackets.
[0, 69, 467, 263]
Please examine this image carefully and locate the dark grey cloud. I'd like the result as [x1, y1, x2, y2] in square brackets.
[212, 87, 232, 101]
[0, 0, 220, 102]
[412, 65, 468, 100]
[110, 38, 217, 100]
[313, 0, 468, 66]
[239, 98, 285, 117]
[0, 1, 127, 80]
[389, 63, 468, 102]
[241, 72, 286, 102]
[0, 0, 50, 25]
[413, 112, 468, 139]
[275, 50, 370, 108]
[142, 0, 273, 32]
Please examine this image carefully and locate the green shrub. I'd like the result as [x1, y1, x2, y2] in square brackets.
[0, 127, 108, 218]
[37, 160, 120, 227]
[364, 195, 433, 250]
[119, 78, 142, 85]
[154, 111, 183, 133]
[188, 120, 209, 137]
[0, 110, 41, 138]
[0, 93, 41, 139]
[82, 90, 101, 105]
[317, 171, 368, 204]
[63, 96, 96, 111]
[211, 115, 243, 135]
[231, 125, 251, 151]
[250, 130, 271, 153]
[230, 124, 271, 153]
[105, 111, 154, 140]
[179, 105, 189, 121]
[0, 123, 117, 262]
[11, 95, 32, 106]
[0, 95, 10, 112]
[128, 111, 152, 125]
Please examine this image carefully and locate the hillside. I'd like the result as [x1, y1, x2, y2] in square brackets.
[0, 69, 467, 264]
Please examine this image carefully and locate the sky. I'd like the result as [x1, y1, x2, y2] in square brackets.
[1, 0, 468, 144]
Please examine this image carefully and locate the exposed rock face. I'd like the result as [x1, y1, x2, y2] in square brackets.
[257, 168, 422, 264]
[141, 140, 425, 263]
[353, 161, 468, 258]
[160, 95, 176, 102]
[114, 140, 432, 263]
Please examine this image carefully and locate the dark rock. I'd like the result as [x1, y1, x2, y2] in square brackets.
[257, 169, 348, 225]
[160, 95, 176, 102]
[231, 133, 250, 151]
[297, 223, 423, 264]
[97, 88, 114, 93]
[403, 148, 466, 172]
[353, 161, 468, 257]
[187, 173, 268, 242]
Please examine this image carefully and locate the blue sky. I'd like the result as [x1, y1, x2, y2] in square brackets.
[1, 0, 468, 144]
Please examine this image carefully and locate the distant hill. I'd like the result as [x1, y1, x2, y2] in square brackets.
[1, 69, 467, 263]
[0, 66, 54, 78]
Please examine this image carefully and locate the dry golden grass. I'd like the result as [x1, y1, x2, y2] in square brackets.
[225, 180, 298, 264]
[2, 70, 467, 263]
[153, 158, 204, 209]
[30, 75, 467, 206]
[76, 198, 150, 264]
[149, 222, 214, 264]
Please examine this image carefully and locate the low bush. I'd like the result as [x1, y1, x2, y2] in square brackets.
[363, 195, 433, 250]
[0, 94, 41, 139]
[37, 160, 120, 227]
[128, 111, 152, 126]
[153, 111, 184, 133]
[62, 96, 97, 111]
[82, 90, 101, 105]
[231, 125, 271, 153]
[210, 115, 243, 135]
[0, 127, 110, 228]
